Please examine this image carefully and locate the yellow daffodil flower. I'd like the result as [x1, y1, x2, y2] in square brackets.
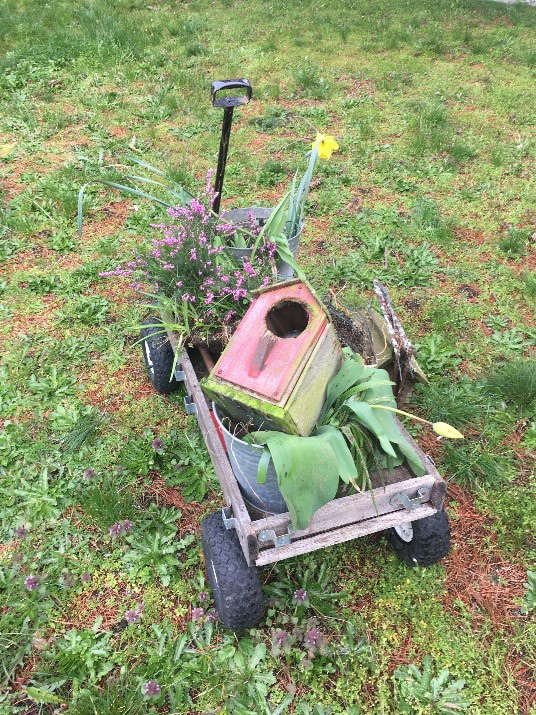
[312, 133, 339, 160]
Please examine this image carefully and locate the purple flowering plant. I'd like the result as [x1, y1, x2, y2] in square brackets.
[101, 175, 276, 349]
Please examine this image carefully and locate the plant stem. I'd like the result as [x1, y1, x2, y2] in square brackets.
[369, 404, 432, 426]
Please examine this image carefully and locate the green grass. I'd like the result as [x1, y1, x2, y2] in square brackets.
[1, 0, 535, 711]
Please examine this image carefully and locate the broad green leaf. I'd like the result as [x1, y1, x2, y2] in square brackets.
[274, 242, 306, 281]
[125, 154, 166, 175]
[250, 431, 340, 530]
[320, 353, 365, 421]
[98, 180, 172, 207]
[315, 425, 357, 483]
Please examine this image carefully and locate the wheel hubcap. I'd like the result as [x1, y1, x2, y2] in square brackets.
[394, 521, 414, 543]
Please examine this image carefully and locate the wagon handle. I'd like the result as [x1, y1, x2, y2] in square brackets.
[211, 78, 252, 214]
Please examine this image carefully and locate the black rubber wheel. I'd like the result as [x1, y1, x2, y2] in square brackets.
[201, 512, 265, 631]
[140, 317, 181, 395]
[386, 510, 451, 567]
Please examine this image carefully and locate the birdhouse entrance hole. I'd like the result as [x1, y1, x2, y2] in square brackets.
[265, 300, 309, 338]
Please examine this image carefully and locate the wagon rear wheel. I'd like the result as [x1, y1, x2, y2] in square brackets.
[386, 510, 451, 567]
[201, 512, 264, 631]
[140, 317, 180, 395]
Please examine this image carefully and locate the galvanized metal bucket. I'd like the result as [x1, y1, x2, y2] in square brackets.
[212, 403, 288, 514]
[221, 206, 302, 280]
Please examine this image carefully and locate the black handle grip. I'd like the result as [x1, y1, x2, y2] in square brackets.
[211, 78, 252, 108]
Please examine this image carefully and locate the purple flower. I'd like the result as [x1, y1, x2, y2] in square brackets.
[83, 468, 96, 480]
[109, 523, 123, 538]
[142, 680, 161, 698]
[124, 609, 141, 625]
[304, 627, 321, 648]
[191, 607, 204, 620]
[273, 630, 288, 648]
[206, 609, 217, 622]
[81, 572, 91, 583]
[109, 520, 133, 538]
[15, 526, 28, 539]
[24, 575, 40, 591]
[198, 591, 207, 602]
[293, 588, 308, 603]
[152, 438, 164, 453]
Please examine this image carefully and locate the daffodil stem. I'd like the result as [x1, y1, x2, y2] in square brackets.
[369, 404, 433, 426]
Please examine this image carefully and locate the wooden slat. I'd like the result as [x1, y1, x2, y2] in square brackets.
[255, 504, 437, 566]
[251, 474, 437, 541]
[167, 337, 258, 565]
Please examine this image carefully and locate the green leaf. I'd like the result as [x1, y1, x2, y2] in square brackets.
[250, 431, 340, 530]
[125, 154, 166, 175]
[25, 687, 63, 705]
[251, 191, 290, 261]
[256, 448, 271, 485]
[320, 352, 365, 421]
[342, 399, 398, 458]
[77, 184, 87, 237]
[98, 180, 172, 207]
[315, 425, 357, 483]
[249, 642, 266, 669]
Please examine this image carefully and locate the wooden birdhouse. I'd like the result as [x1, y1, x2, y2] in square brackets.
[202, 280, 342, 436]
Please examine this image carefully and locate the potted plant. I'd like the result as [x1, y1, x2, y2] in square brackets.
[214, 349, 463, 530]
[98, 134, 339, 355]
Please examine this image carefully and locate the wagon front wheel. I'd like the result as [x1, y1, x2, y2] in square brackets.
[201, 512, 264, 631]
[386, 510, 451, 567]
[140, 317, 180, 395]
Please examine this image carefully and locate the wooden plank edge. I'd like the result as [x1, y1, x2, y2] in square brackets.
[255, 504, 437, 566]
[170, 341, 258, 565]
[252, 474, 436, 540]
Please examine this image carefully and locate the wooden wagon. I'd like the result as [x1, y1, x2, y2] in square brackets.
[139, 298, 450, 631]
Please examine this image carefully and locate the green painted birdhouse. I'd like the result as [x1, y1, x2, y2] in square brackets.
[202, 280, 342, 436]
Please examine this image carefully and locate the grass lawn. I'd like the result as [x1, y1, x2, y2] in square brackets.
[1, 0, 535, 712]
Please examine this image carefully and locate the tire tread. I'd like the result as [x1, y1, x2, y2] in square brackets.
[386, 510, 451, 567]
[201, 512, 264, 631]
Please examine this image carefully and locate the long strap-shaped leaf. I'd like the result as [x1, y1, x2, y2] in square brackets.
[339, 399, 398, 459]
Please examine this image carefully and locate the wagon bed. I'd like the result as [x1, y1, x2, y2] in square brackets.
[168, 332, 446, 568]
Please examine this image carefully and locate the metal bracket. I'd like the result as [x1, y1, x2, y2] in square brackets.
[184, 396, 198, 416]
[258, 526, 292, 549]
[390, 487, 430, 512]
[222, 506, 239, 530]
[174, 368, 186, 381]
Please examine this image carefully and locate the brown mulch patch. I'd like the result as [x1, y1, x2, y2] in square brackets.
[146, 475, 210, 537]
[0, 295, 61, 338]
[454, 227, 487, 247]
[0, 539, 20, 557]
[79, 359, 156, 411]
[82, 200, 131, 242]
[12, 653, 38, 690]
[443, 484, 527, 629]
